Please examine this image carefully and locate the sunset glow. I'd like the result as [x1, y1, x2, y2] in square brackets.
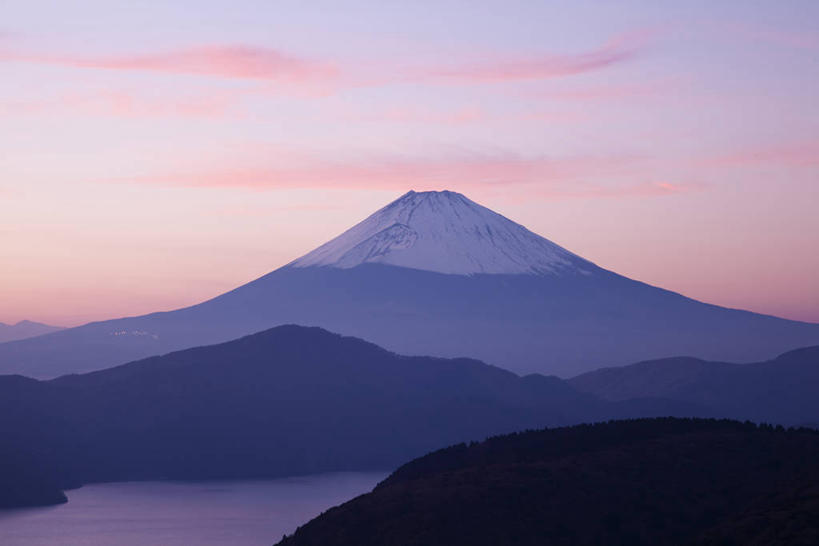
[1, 0, 817, 326]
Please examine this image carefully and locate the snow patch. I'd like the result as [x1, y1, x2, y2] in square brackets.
[290, 190, 594, 276]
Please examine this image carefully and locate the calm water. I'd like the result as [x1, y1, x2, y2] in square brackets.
[0, 472, 387, 546]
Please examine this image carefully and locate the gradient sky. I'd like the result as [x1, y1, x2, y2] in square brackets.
[1, 0, 818, 326]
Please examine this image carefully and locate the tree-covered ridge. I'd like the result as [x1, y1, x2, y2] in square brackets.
[278, 418, 819, 546]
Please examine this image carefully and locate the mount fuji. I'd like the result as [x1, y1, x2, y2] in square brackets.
[1, 190, 818, 378]
[290, 190, 591, 275]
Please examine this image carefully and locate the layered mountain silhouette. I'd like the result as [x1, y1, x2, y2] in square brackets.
[0, 320, 63, 343]
[2, 190, 818, 378]
[570, 346, 819, 426]
[2, 325, 818, 509]
[277, 418, 819, 546]
[0, 325, 703, 507]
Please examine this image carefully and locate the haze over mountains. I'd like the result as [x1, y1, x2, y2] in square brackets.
[1, 323, 817, 511]
[1, 190, 817, 379]
[570, 347, 819, 426]
[0, 325, 703, 508]
[0, 320, 63, 343]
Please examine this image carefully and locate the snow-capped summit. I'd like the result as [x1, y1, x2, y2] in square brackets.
[4, 189, 819, 380]
[290, 190, 594, 275]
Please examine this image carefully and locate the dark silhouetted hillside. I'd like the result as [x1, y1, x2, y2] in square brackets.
[277, 418, 819, 546]
[0, 445, 68, 508]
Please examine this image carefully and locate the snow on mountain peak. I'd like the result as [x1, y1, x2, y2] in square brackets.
[290, 190, 594, 275]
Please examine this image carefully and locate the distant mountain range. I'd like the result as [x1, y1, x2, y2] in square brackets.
[569, 346, 819, 426]
[2, 190, 817, 379]
[277, 418, 819, 546]
[0, 325, 703, 508]
[0, 320, 63, 343]
[1, 324, 818, 509]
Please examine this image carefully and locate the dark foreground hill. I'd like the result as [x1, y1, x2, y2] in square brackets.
[0, 325, 701, 508]
[277, 418, 819, 546]
[570, 346, 819, 425]
[0, 443, 68, 508]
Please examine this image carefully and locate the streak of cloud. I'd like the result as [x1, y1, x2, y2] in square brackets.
[116, 151, 698, 202]
[0, 45, 339, 84]
[417, 30, 652, 83]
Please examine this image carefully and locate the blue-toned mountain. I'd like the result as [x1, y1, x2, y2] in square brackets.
[1, 190, 817, 378]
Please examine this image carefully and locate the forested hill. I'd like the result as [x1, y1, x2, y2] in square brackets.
[278, 418, 819, 546]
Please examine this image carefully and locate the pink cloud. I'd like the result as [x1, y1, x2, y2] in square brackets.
[1, 45, 338, 83]
[418, 31, 651, 83]
[1, 29, 649, 94]
[718, 21, 819, 50]
[703, 141, 819, 169]
[1, 89, 238, 119]
[532, 77, 682, 102]
[134, 155, 630, 190]
[355, 105, 486, 125]
[117, 152, 698, 200]
[216, 202, 343, 217]
[350, 105, 588, 126]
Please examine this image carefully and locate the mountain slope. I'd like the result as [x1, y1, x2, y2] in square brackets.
[0, 320, 63, 343]
[277, 419, 819, 546]
[570, 346, 819, 425]
[0, 325, 701, 504]
[1, 190, 818, 379]
[291, 190, 591, 275]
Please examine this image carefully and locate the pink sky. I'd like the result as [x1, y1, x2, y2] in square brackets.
[1, 1, 818, 326]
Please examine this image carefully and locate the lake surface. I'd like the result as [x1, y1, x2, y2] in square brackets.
[0, 472, 387, 546]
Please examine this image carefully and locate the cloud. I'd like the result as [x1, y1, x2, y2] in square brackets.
[702, 141, 819, 168]
[531, 77, 681, 102]
[132, 154, 629, 190]
[416, 31, 651, 83]
[355, 105, 486, 125]
[718, 21, 819, 51]
[215, 202, 343, 217]
[0, 45, 338, 84]
[117, 151, 697, 201]
[1, 29, 648, 90]
[347, 104, 589, 126]
[1, 89, 238, 119]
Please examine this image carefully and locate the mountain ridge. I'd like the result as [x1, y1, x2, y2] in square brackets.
[0, 324, 707, 508]
[569, 345, 819, 425]
[1, 190, 818, 378]
[0, 320, 64, 343]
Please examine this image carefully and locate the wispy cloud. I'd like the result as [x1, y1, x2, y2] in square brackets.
[347, 104, 588, 126]
[354, 105, 486, 125]
[215, 202, 343, 217]
[1, 89, 238, 119]
[416, 31, 651, 83]
[2, 29, 649, 90]
[718, 21, 819, 50]
[117, 151, 697, 201]
[0, 45, 339, 83]
[532, 77, 681, 102]
[702, 141, 819, 168]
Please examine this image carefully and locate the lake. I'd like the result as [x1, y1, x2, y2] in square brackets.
[0, 472, 387, 546]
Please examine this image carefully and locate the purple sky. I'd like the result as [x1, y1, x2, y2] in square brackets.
[1, 0, 818, 326]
